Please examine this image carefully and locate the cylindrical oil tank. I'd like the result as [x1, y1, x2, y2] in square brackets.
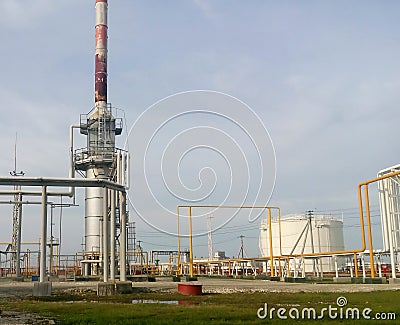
[259, 214, 345, 273]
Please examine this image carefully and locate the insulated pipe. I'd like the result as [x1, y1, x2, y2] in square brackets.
[267, 208, 274, 277]
[68, 125, 80, 200]
[0, 191, 70, 197]
[95, 0, 108, 104]
[349, 257, 354, 277]
[110, 190, 116, 280]
[15, 192, 22, 277]
[354, 253, 359, 278]
[0, 200, 44, 204]
[378, 179, 389, 250]
[334, 256, 338, 278]
[102, 187, 109, 282]
[116, 152, 121, 185]
[119, 192, 127, 281]
[177, 206, 181, 275]
[387, 201, 397, 279]
[40, 186, 47, 283]
[0, 177, 125, 192]
[189, 206, 194, 278]
[126, 153, 130, 189]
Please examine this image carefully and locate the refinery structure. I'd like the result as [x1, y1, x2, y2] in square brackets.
[1, 1, 400, 296]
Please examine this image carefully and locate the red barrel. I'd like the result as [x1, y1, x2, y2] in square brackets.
[178, 283, 202, 295]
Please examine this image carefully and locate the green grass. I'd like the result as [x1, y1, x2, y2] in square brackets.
[1, 291, 399, 324]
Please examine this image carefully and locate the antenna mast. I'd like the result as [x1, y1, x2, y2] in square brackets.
[10, 133, 24, 277]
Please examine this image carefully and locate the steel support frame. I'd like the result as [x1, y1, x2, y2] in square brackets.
[0, 177, 127, 283]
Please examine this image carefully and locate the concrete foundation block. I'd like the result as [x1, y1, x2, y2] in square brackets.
[97, 282, 115, 296]
[33, 282, 52, 297]
[255, 275, 270, 280]
[283, 277, 306, 283]
[351, 277, 364, 284]
[115, 281, 133, 294]
[389, 278, 400, 284]
[130, 275, 148, 282]
[363, 277, 387, 284]
[333, 277, 352, 283]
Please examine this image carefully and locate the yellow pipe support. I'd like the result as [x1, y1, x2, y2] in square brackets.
[278, 208, 283, 257]
[277, 183, 369, 260]
[275, 171, 400, 268]
[176, 204, 373, 276]
[189, 206, 194, 278]
[268, 208, 274, 277]
[176, 206, 181, 275]
[355, 170, 400, 277]
[177, 205, 280, 277]
[360, 170, 400, 186]
[178, 205, 281, 209]
[364, 185, 375, 278]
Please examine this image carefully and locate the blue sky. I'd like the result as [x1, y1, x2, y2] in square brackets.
[0, 0, 399, 258]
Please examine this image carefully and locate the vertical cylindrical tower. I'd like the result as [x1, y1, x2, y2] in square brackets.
[75, 0, 125, 277]
[84, 0, 110, 261]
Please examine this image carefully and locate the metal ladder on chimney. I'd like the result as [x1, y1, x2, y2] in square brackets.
[98, 108, 106, 156]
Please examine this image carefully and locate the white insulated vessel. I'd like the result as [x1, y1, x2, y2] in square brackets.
[259, 214, 345, 273]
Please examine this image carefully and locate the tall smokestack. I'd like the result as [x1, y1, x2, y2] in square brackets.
[75, 0, 125, 277]
[95, 0, 108, 104]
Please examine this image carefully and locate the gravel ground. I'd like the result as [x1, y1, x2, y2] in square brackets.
[1, 277, 400, 324]
[1, 277, 400, 298]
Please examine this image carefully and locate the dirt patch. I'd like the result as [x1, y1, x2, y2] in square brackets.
[0, 310, 55, 325]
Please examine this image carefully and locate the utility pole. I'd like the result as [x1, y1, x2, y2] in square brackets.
[306, 210, 316, 275]
[237, 235, 246, 258]
[137, 240, 144, 267]
[237, 235, 248, 275]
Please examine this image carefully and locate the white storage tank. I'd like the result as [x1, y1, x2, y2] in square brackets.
[259, 214, 345, 273]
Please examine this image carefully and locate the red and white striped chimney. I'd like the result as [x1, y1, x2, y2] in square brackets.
[95, 0, 108, 105]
